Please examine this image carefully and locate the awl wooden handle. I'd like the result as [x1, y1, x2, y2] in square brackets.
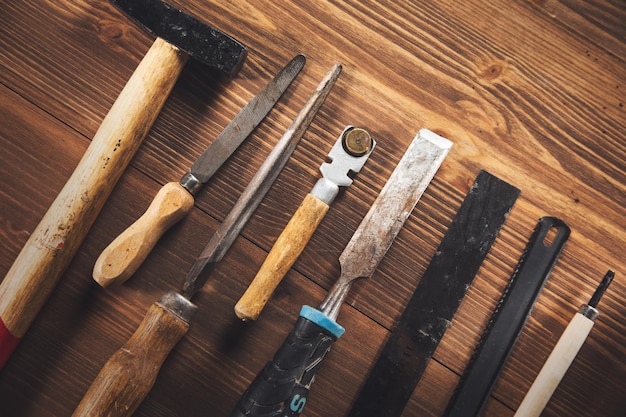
[94, 181, 195, 287]
[0, 38, 188, 367]
[235, 193, 329, 321]
[73, 292, 195, 417]
[514, 312, 595, 417]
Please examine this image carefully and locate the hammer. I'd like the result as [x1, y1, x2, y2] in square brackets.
[0, 0, 246, 368]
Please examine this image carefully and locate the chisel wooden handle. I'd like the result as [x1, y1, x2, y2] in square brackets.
[73, 292, 196, 417]
[94, 181, 195, 287]
[0, 38, 188, 368]
[235, 193, 329, 321]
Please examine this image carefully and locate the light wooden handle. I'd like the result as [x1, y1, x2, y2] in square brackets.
[0, 38, 188, 366]
[514, 313, 594, 417]
[235, 193, 329, 321]
[93, 181, 194, 287]
[72, 300, 190, 417]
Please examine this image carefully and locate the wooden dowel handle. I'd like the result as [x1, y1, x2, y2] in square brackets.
[72, 295, 193, 417]
[94, 181, 194, 287]
[235, 193, 329, 321]
[0, 38, 188, 367]
[514, 313, 594, 417]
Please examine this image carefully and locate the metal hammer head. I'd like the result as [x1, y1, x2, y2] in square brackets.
[112, 0, 247, 76]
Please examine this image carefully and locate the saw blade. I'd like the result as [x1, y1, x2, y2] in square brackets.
[347, 170, 520, 417]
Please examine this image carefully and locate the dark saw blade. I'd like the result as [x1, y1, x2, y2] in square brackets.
[443, 216, 570, 417]
[347, 170, 520, 417]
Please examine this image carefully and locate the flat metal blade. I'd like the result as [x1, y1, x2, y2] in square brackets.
[189, 54, 306, 183]
[180, 63, 342, 299]
[340, 129, 452, 280]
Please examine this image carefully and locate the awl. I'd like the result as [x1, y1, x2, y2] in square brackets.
[514, 270, 614, 417]
[230, 129, 452, 417]
[93, 54, 306, 287]
[72, 64, 342, 417]
[235, 125, 376, 321]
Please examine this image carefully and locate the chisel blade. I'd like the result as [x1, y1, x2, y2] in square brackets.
[339, 129, 452, 280]
[320, 129, 452, 320]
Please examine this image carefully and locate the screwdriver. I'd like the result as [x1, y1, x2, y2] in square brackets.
[72, 63, 342, 417]
[514, 270, 615, 417]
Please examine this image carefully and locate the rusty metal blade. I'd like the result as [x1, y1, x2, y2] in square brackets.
[190, 54, 305, 183]
[180, 63, 342, 299]
[339, 129, 452, 279]
[320, 129, 451, 320]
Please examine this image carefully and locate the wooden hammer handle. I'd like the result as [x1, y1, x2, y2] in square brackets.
[235, 193, 329, 321]
[0, 38, 188, 366]
[93, 181, 195, 287]
[72, 299, 190, 417]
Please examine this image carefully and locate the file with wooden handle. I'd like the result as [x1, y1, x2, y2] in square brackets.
[93, 54, 305, 287]
[235, 126, 375, 321]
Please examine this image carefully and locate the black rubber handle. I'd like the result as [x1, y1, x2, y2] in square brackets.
[230, 306, 343, 417]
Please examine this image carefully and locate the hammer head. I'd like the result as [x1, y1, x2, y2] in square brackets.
[112, 0, 247, 77]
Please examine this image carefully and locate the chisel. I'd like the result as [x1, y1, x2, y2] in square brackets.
[93, 54, 306, 287]
[235, 125, 376, 321]
[72, 64, 341, 417]
[230, 128, 452, 417]
[514, 270, 614, 417]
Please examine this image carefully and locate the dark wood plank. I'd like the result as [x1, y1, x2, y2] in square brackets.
[0, 1, 624, 416]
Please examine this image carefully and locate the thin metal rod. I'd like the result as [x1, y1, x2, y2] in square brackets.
[588, 270, 614, 308]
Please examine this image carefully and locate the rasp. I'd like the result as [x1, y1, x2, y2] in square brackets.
[72, 63, 341, 417]
[230, 128, 452, 417]
[235, 125, 376, 321]
[93, 54, 306, 287]
[443, 216, 571, 417]
[514, 270, 614, 417]
[347, 169, 520, 417]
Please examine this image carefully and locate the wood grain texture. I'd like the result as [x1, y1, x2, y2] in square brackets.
[0, 1, 624, 416]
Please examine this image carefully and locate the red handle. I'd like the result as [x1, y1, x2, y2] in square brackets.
[0, 316, 21, 369]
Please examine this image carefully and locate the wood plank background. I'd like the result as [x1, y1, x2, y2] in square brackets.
[0, 0, 624, 416]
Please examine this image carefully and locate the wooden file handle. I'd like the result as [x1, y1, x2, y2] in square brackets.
[93, 181, 195, 287]
[235, 193, 329, 321]
[514, 312, 595, 417]
[72, 300, 190, 417]
[0, 38, 188, 367]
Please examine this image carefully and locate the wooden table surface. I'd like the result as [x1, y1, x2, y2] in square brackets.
[1, 1, 624, 416]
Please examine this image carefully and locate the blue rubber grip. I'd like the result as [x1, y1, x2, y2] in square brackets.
[230, 307, 342, 417]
